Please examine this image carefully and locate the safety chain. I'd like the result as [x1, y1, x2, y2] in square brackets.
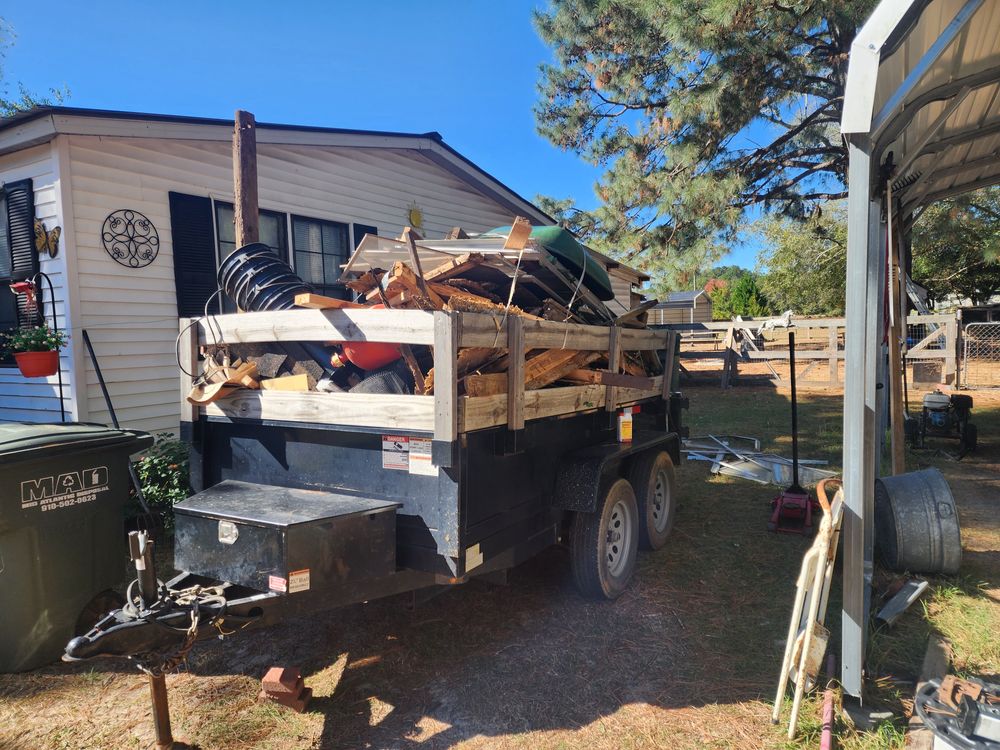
[128, 583, 229, 677]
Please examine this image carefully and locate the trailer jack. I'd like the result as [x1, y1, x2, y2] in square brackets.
[64, 532, 261, 749]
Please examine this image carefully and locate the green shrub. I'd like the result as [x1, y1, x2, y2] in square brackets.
[133, 433, 191, 531]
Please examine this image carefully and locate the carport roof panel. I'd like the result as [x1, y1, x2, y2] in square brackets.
[844, 0, 1000, 209]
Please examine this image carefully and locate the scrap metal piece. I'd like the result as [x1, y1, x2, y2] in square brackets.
[876, 579, 930, 627]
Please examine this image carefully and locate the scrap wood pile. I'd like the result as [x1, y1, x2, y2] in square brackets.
[188, 218, 666, 405]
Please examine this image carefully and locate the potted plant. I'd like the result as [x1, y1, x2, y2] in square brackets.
[2, 326, 67, 377]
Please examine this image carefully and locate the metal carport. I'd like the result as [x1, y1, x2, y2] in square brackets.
[840, 0, 1000, 698]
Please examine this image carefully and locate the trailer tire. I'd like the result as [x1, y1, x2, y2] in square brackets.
[571, 478, 638, 600]
[628, 450, 676, 550]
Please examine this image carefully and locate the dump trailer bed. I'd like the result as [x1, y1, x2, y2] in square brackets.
[67, 308, 685, 666]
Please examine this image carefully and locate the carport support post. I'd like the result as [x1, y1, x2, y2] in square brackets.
[841, 137, 875, 699]
[129, 532, 174, 750]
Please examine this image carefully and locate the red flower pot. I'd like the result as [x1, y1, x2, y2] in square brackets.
[14, 350, 59, 378]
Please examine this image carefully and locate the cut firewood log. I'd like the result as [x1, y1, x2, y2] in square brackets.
[376, 261, 445, 309]
[425, 347, 504, 395]
[523, 349, 601, 390]
[345, 270, 383, 295]
[463, 372, 508, 396]
[446, 226, 469, 240]
[622, 352, 648, 377]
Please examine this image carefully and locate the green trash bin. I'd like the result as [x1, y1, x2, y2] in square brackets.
[0, 422, 154, 672]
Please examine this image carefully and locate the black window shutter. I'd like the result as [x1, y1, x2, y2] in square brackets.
[168, 192, 218, 318]
[353, 223, 377, 249]
[4, 179, 41, 328]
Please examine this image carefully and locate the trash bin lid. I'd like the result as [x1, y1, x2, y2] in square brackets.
[0, 422, 151, 464]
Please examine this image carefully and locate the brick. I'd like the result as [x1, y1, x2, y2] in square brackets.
[258, 687, 312, 713]
[262, 666, 301, 694]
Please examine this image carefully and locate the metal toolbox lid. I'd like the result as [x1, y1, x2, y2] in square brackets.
[175, 480, 399, 528]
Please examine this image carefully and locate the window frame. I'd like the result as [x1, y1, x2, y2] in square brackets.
[291, 214, 352, 299]
[212, 200, 290, 266]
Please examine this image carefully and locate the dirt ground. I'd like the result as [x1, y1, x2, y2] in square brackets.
[1, 386, 997, 750]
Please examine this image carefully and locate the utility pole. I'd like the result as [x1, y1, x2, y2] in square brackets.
[233, 110, 259, 247]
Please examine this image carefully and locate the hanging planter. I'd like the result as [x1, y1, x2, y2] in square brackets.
[14, 350, 59, 378]
[3, 326, 67, 379]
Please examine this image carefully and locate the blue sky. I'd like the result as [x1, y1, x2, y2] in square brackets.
[2, 0, 758, 267]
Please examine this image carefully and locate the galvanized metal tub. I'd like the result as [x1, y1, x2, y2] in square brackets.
[875, 468, 962, 575]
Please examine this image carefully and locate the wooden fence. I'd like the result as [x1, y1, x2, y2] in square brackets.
[654, 313, 959, 389]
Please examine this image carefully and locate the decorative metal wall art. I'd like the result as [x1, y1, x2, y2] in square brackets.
[34, 219, 61, 258]
[101, 209, 159, 268]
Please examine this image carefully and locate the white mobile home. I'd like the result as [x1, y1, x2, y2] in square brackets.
[0, 107, 642, 432]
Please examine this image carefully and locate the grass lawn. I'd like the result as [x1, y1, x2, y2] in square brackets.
[0, 386, 997, 749]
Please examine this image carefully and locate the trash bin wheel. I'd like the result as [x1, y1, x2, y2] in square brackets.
[627, 450, 677, 550]
[75, 589, 126, 636]
[571, 478, 638, 600]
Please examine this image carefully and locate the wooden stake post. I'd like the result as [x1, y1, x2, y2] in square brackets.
[233, 110, 259, 247]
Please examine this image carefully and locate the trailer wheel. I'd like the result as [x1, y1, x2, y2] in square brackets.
[571, 478, 638, 600]
[627, 450, 676, 550]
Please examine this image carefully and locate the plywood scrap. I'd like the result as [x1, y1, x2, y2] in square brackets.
[187, 381, 237, 405]
[260, 373, 310, 391]
[502, 216, 532, 250]
[613, 299, 657, 328]
[444, 292, 544, 321]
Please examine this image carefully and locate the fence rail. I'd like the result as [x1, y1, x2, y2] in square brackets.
[655, 314, 962, 389]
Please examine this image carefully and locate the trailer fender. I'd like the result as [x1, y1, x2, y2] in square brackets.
[552, 433, 679, 513]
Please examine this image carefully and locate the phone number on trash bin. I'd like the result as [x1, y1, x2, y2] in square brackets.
[41, 492, 100, 511]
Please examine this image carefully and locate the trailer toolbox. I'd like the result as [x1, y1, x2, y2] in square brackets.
[174, 480, 399, 594]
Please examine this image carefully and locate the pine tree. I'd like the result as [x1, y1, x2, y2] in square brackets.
[534, 0, 876, 283]
[0, 19, 68, 116]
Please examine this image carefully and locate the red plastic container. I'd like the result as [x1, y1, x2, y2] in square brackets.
[340, 342, 401, 370]
[14, 350, 59, 378]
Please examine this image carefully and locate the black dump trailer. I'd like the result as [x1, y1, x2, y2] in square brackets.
[66, 308, 685, 670]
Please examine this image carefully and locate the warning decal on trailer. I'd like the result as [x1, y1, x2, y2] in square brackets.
[288, 569, 311, 593]
[268, 575, 288, 593]
[382, 435, 410, 470]
[408, 437, 438, 476]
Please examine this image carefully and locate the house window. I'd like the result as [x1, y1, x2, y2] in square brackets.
[292, 216, 350, 298]
[213, 202, 289, 311]
[214, 202, 289, 262]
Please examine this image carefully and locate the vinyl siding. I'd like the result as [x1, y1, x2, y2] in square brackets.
[0, 143, 76, 423]
[66, 135, 520, 433]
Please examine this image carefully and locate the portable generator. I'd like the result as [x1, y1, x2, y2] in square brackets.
[906, 390, 977, 455]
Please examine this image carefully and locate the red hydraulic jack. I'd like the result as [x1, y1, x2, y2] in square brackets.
[769, 332, 819, 535]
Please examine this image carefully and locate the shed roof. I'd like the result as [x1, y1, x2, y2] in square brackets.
[655, 290, 707, 306]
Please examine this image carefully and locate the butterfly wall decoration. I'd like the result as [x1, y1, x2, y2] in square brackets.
[34, 218, 61, 258]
